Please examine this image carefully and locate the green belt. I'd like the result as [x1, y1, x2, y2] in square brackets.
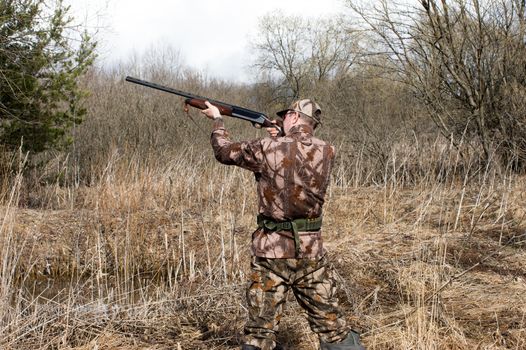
[257, 215, 322, 257]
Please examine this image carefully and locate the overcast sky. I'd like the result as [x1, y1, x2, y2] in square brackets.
[65, 0, 347, 83]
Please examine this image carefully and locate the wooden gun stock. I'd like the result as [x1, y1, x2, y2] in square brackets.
[184, 98, 233, 117]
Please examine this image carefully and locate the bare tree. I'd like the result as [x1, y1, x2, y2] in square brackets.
[348, 0, 526, 170]
[251, 11, 359, 101]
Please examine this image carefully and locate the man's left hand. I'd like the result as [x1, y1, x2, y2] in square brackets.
[201, 101, 222, 120]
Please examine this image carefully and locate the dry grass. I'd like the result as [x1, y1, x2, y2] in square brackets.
[1, 145, 525, 350]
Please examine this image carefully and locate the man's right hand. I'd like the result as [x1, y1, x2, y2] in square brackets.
[266, 120, 280, 137]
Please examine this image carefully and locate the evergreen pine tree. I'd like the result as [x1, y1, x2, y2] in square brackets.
[0, 0, 96, 153]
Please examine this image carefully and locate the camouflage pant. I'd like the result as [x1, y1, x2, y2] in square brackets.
[244, 255, 349, 350]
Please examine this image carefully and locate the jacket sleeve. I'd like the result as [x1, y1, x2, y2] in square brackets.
[210, 119, 263, 173]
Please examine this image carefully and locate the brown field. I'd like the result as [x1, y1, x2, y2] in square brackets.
[3, 0, 526, 347]
[1, 144, 525, 350]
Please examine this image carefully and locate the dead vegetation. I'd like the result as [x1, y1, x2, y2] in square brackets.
[2, 0, 526, 348]
[1, 145, 525, 349]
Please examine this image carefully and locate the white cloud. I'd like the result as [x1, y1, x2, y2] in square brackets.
[65, 0, 346, 82]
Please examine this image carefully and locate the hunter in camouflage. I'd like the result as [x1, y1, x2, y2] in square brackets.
[202, 99, 366, 350]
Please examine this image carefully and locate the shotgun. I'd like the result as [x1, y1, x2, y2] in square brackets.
[125, 76, 281, 133]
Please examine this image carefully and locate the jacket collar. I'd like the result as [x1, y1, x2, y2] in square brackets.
[287, 124, 314, 137]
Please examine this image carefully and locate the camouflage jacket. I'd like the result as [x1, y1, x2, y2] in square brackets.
[211, 120, 335, 258]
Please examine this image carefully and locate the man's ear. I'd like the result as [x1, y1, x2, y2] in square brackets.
[292, 113, 300, 124]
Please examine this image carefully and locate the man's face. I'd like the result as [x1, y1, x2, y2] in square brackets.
[283, 110, 298, 134]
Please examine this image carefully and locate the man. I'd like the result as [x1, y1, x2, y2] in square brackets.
[201, 99, 365, 350]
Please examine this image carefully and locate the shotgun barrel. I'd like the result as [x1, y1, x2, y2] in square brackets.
[125, 76, 280, 130]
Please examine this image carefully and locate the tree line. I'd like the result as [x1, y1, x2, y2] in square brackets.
[1, 0, 525, 183]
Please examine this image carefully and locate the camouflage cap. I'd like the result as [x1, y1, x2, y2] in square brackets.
[276, 99, 322, 124]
